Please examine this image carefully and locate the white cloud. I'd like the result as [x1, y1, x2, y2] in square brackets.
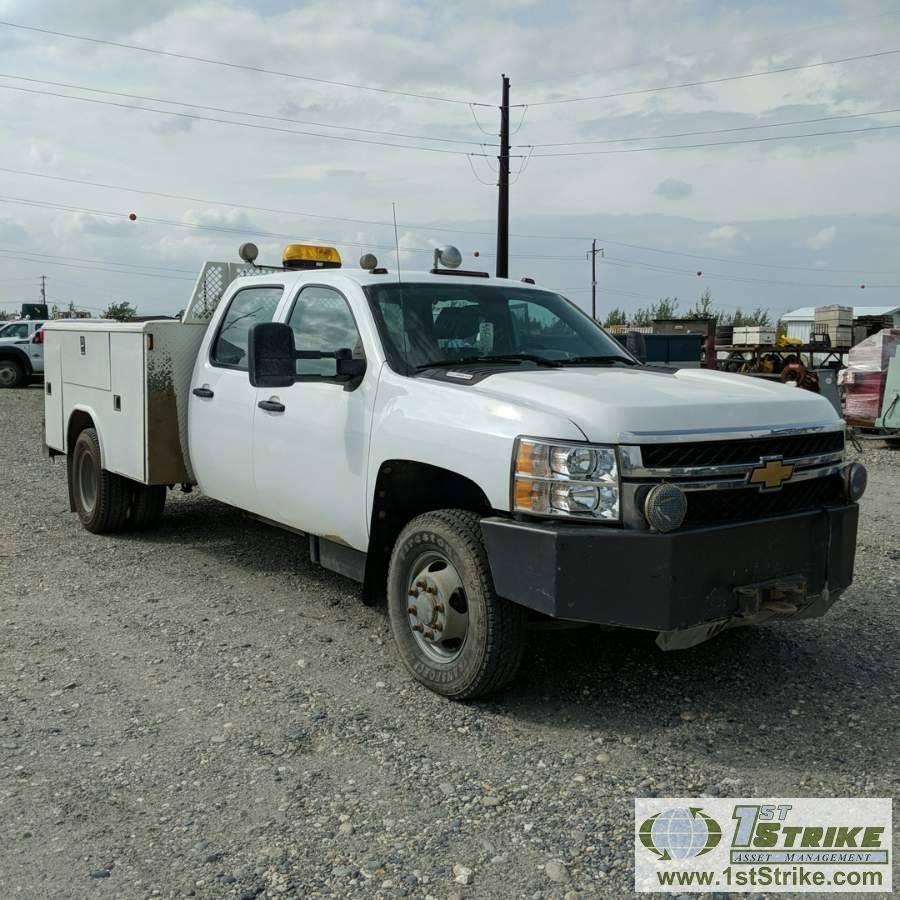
[807, 225, 837, 250]
[149, 116, 195, 136]
[703, 225, 750, 248]
[0, 216, 26, 242]
[0, 0, 898, 319]
[27, 141, 59, 167]
[656, 178, 694, 200]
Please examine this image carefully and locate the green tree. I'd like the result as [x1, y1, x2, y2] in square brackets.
[686, 289, 718, 320]
[723, 306, 771, 327]
[633, 297, 679, 325]
[102, 301, 137, 321]
[604, 307, 628, 327]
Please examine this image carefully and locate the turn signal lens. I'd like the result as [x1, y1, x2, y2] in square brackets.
[515, 439, 550, 477]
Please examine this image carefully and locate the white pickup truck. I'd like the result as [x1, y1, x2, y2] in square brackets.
[43, 243, 867, 698]
[0, 318, 46, 387]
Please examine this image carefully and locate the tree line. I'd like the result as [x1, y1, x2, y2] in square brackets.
[603, 290, 771, 328]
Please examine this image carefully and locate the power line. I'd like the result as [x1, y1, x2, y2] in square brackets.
[0, 73, 495, 147]
[0, 20, 493, 107]
[530, 122, 900, 157]
[559, 10, 900, 89]
[0, 82, 500, 157]
[0, 247, 196, 274]
[600, 253, 900, 289]
[4, 165, 898, 278]
[520, 105, 900, 148]
[0, 249, 195, 281]
[521, 46, 900, 106]
[0, 194, 438, 257]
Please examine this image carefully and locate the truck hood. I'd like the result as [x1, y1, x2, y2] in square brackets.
[463, 367, 841, 442]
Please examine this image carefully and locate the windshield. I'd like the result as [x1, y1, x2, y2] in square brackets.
[363, 283, 635, 373]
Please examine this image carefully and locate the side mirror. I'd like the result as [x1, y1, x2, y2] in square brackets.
[335, 347, 366, 380]
[248, 322, 296, 387]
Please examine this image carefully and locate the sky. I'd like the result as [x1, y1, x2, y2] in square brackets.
[0, 0, 899, 320]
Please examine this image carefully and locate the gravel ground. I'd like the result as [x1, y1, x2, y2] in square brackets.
[1, 385, 898, 900]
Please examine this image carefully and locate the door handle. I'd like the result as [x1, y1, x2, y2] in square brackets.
[192, 386, 214, 399]
[258, 399, 285, 413]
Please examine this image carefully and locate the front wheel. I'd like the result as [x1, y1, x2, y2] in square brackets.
[387, 509, 527, 699]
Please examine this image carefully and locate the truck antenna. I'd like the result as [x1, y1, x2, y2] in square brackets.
[392, 202, 411, 373]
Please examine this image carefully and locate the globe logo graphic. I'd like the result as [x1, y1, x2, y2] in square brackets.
[639, 807, 722, 861]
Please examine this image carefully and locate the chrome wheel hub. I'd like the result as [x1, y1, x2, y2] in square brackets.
[406, 552, 469, 663]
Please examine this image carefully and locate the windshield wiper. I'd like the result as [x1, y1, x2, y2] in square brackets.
[417, 353, 562, 370]
[560, 355, 638, 367]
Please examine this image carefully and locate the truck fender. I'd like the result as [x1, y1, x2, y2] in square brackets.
[362, 459, 493, 606]
[0, 345, 32, 375]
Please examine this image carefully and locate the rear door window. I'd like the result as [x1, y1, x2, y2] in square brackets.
[211, 286, 283, 370]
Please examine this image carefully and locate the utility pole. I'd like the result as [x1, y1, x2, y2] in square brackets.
[586, 241, 604, 321]
[495, 74, 511, 279]
[40, 274, 47, 305]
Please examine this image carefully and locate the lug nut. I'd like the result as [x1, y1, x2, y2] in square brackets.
[407, 606, 417, 615]
[412, 624, 424, 633]
[415, 579, 426, 589]
[426, 585, 437, 594]
[434, 603, 444, 613]
[432, 622, 443, 632]
[424, 629, 435, 640]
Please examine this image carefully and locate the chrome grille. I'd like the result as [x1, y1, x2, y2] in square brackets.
[639, 431, 844, 469]
[619, 427, 849, 529]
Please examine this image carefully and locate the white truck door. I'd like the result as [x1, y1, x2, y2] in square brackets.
[252, 284, 373, 550]
[188, 285, 283, 511]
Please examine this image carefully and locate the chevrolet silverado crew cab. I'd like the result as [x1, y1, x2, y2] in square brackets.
[42, 243, 867, 699]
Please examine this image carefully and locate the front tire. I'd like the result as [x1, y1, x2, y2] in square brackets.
[387, 509, 526, 700]
[0, 359, 26, 388]
[70, 428, 130, 534]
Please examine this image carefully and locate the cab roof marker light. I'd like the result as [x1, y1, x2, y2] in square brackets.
[239, 242, 259, 264]
[433, 245, 462, 269]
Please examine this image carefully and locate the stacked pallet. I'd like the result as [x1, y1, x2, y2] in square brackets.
[814, 305, 853, 347]
[838, 329, 900, 426]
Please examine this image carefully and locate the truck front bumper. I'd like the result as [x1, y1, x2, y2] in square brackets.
[480, 505, 859, 646]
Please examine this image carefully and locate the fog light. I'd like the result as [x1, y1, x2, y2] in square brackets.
[845, 462, 867, 502]
[644, 483, 687, 532]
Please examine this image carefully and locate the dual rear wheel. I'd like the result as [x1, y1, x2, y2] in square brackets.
[70, 427, 166, 533]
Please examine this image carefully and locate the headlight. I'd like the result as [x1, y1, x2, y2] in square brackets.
[513, 438, 619, 520]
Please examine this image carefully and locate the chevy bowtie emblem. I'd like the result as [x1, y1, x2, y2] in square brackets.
[748, 456, 795, 491]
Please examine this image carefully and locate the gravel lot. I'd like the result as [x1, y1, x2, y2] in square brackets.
[2, 385, 898, 900]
